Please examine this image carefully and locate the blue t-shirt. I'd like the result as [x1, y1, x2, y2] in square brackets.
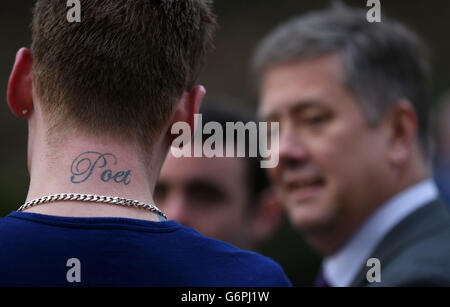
[0, 211, 292, 287]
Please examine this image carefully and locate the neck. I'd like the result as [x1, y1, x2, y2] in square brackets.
[25, 132, 165, 221]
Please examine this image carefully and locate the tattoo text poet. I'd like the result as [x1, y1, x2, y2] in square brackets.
[70, 152, 131, 185]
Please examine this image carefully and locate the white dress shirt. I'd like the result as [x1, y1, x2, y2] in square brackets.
[322, 179, 439, 287]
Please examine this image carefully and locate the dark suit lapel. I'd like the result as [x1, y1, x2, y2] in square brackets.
[350, 199, 450, 286]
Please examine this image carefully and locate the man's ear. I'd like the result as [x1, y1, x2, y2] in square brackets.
[250, 188, 283, 247]
[384, 100, 418, 166]
[7, 48, 34, 119]
[167, 85, 206, 145]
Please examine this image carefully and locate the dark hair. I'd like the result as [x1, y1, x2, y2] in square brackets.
[252, 3, 431, 157]
[199, 102, 271, 212]
[31, 0, 217, 150]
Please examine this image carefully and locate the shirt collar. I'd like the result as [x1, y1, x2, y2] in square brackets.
[322, 179, 439, 287]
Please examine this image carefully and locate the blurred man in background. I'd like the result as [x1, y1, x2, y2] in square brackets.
[253, 4, 450, 286]
[433, 91, 450, 206]
[156, 103, 282, 250]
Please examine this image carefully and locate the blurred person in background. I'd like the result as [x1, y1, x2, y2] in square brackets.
[432, 91, 450, 206]
[155, 103, 283, 250]
[252, 3, 450, 286]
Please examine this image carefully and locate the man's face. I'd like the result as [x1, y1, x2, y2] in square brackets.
[155, 152, 252, 248]
[259, 54, 388, 234]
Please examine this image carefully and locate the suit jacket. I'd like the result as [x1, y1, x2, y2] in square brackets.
[350, 199, 450, 286]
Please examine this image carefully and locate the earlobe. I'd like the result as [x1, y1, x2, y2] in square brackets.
[185, 85, 206, 131]
[7, 48, 34, 119]
[167, 85, 206, 145]
[250, 189, 283, 245]
[386, 101, 417, 165]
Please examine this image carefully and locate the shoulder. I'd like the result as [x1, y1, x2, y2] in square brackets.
[0, 214, 292, 286]
[176, 226, 292, 286]
[375, 224, 450, 286]
[353, 201, 450, 286]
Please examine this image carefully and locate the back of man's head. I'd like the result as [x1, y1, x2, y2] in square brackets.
[31, 0, 216, 150]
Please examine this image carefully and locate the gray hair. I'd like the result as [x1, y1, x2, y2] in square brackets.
[252, 3, 431, 157]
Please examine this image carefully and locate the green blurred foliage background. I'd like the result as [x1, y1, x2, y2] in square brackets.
[1, 0, 449, 286]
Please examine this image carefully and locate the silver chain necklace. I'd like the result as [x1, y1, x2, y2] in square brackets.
[18, 193, 167, 221]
